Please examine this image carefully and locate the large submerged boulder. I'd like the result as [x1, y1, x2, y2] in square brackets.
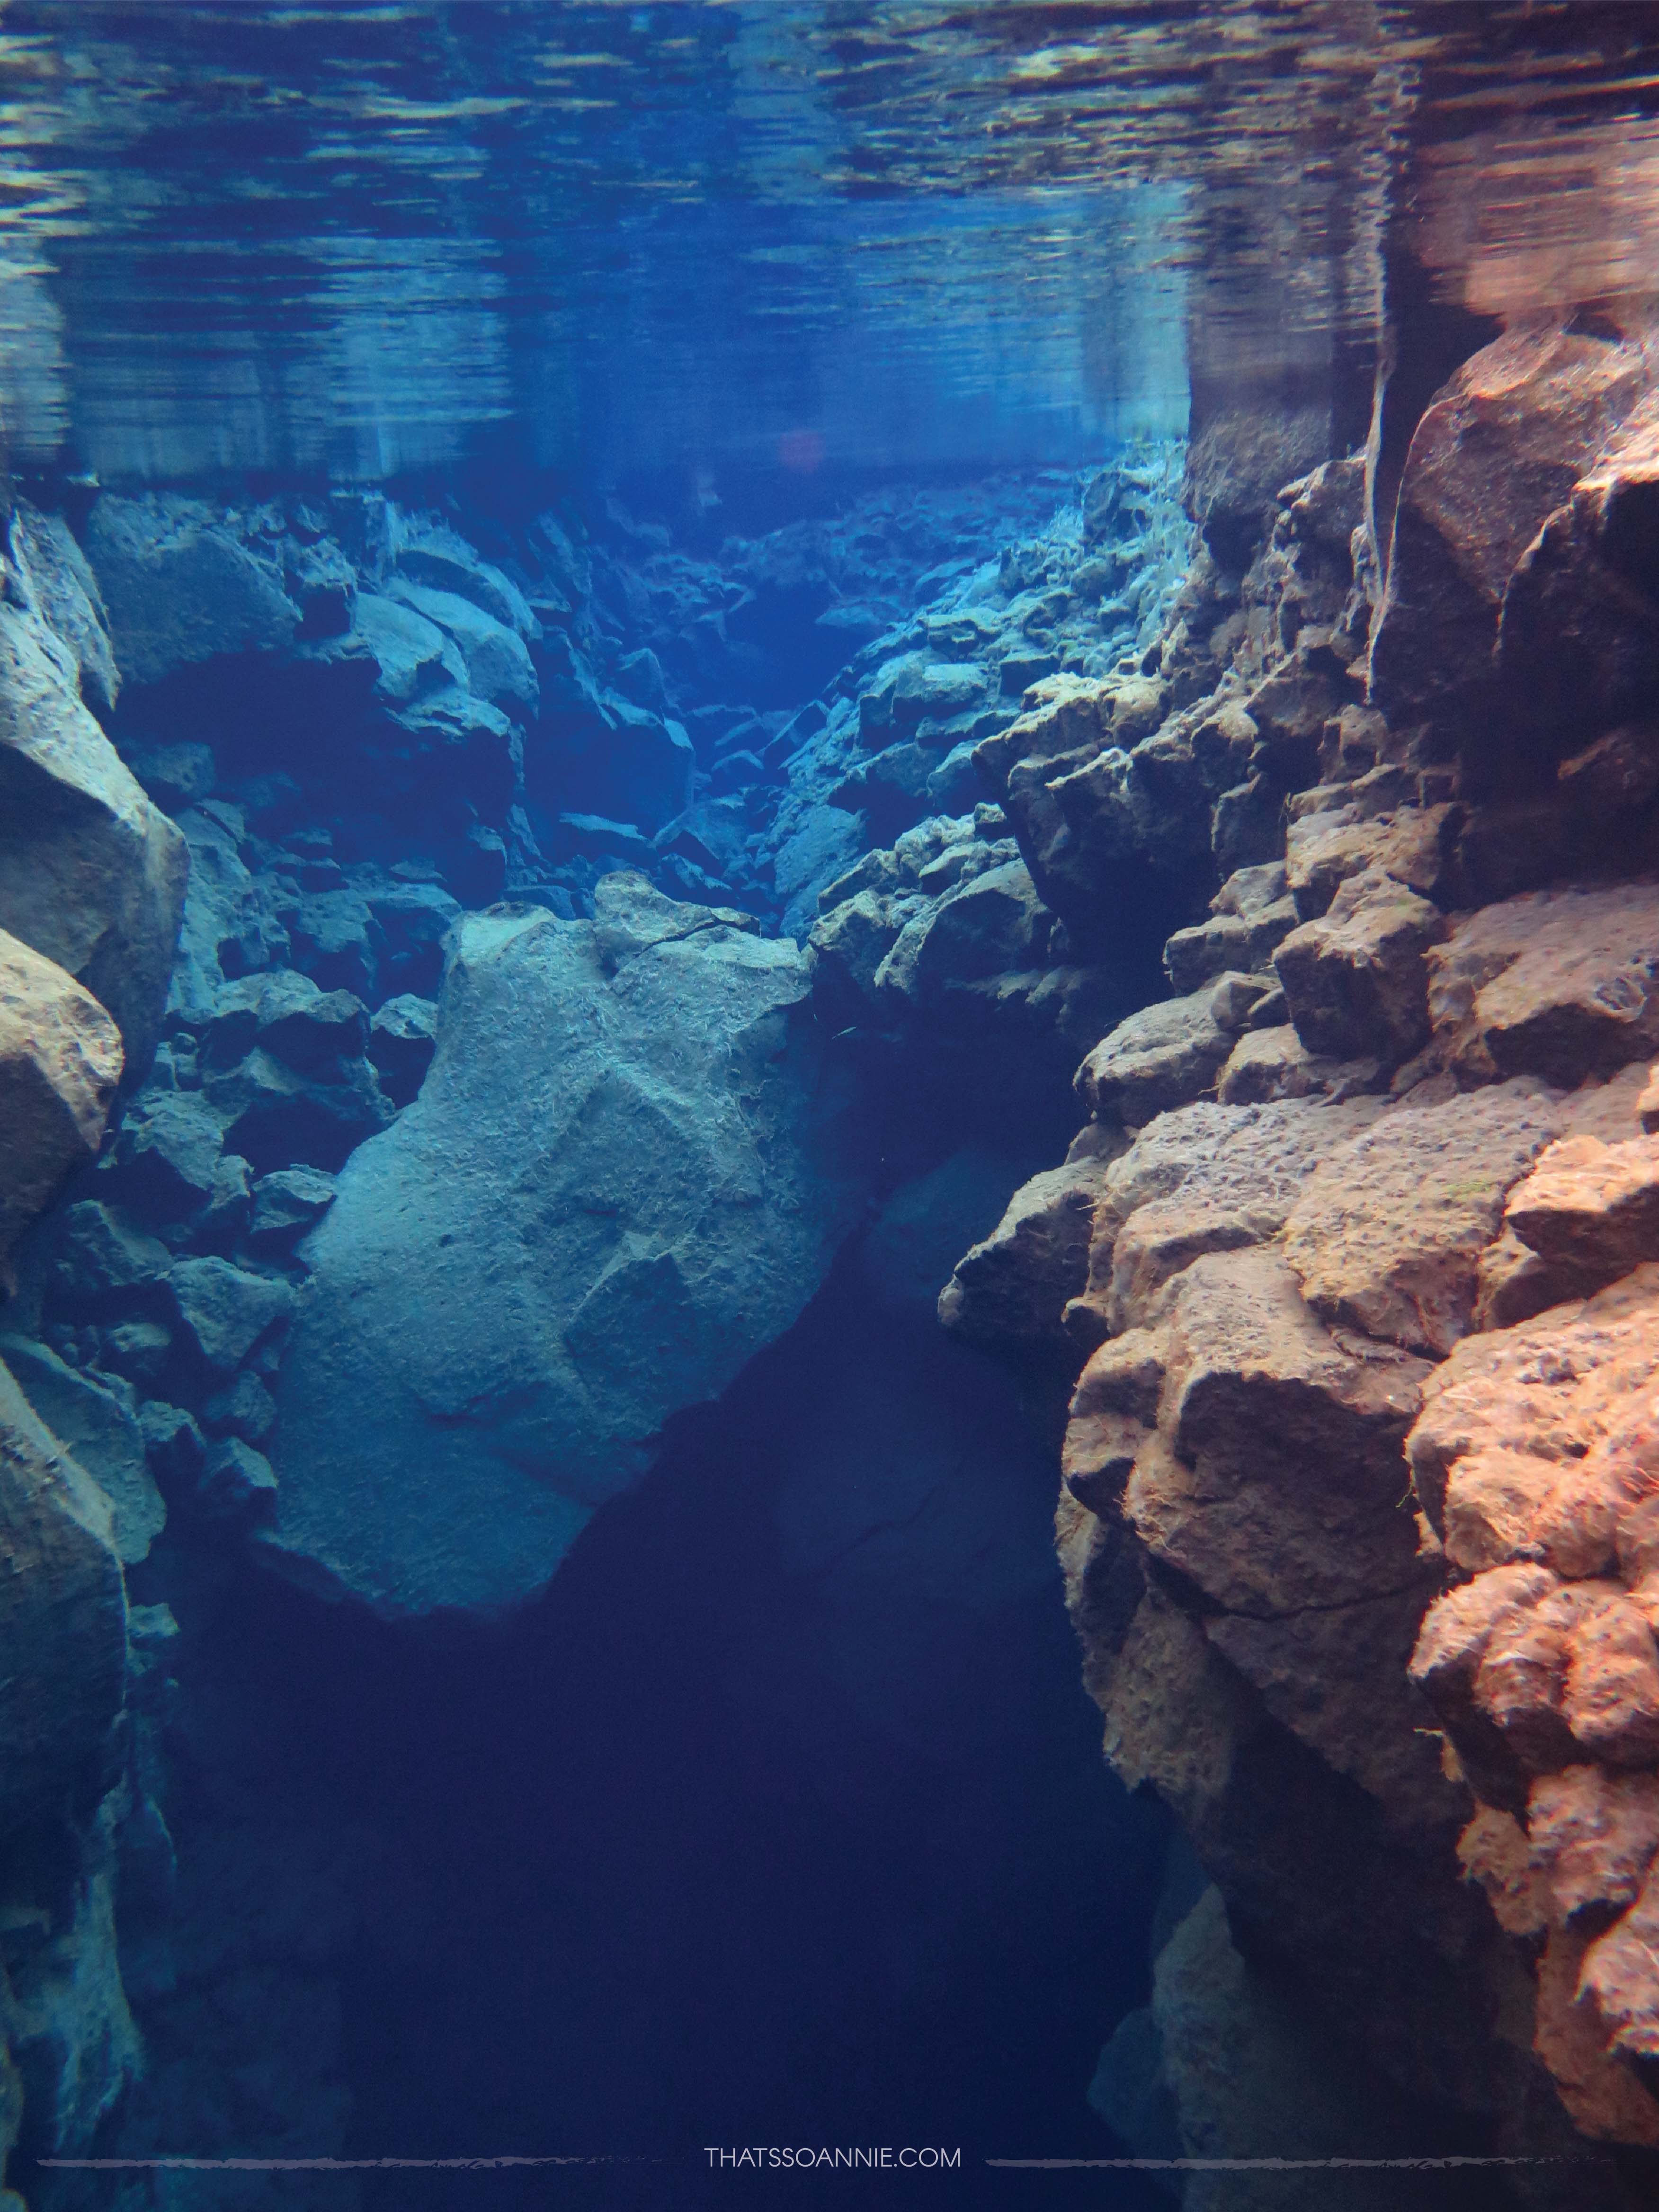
[264, 874, 866, 1616]
[0, 573, 186, 1078]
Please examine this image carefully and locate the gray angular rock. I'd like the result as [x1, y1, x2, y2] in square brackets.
[263, 874, 867, 1617]
[0, 1355, 126, 1838]
[0, 593, 186, 1076]
[51, 1202, 170, 1308]
[101, 1089, 224, 1222]
[386, 579, 537, 714]
[201, 1045, 394, 1175]
[83, 494, 300, 685]
[366, 994, 437, 1107]
[13, 503, 119, 716]
[198, 1436, 278, 1524]
[166, 1257, 294, 1376]
[0, 1335, 164, 1565]
[248, 1166, 338, 1251]
[200, 970, 368, 1074]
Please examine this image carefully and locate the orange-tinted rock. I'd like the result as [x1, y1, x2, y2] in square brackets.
[1062, 1328, 1164, 1516]
[1506, 1133, 1659, 1280]
[1562, 1591, 1659, 1768]
[1459, 1804, 1550, 1936]
[1529, 1766, 1659, 1923]
[1075, 972, 1274, 1124]
[1284, 802, 1461, 921]
[1274, 864, 1445, 1065]
[1428, 882, 1659, 1087]
[1409, 1265, 1659, 1541]
[1282, 1082, 1561, 1356]
[1580, 1861, 1659, 2068]
[0, 929, 122, 1282]
[1369, 320, 1657, 761]
[1534, 1922, 1659, 2146]
[1102, 1093, 1382, 1333]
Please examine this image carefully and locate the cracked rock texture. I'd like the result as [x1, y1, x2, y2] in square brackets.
[938, 309, 1659, 2198]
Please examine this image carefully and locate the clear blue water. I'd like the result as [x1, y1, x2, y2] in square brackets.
[2, 6, 1658, 2209]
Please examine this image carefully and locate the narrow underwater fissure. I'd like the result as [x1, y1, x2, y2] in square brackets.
[124, 1237, 1173, 2209]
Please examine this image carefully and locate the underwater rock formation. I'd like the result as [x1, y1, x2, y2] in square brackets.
[927, 316, 1659, 2193]
[262, 872, 866, 1616]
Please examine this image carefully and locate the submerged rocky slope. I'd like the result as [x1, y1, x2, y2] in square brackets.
[4, 311, 1659, 2204]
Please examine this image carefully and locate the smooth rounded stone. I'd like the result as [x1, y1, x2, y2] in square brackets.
[263, 874, 867, 1618]
[0, 928, 123, 1278]
[0, 583, 187, 1078]
[83, 493, 300, 685]
[0, 1333, 165, 1564]
[0, 1354, 126, 1841]
[366, 994, 437, 1107]
[166, 1256, 295, 1377]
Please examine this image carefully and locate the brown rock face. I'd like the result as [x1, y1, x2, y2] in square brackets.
[1282, 1082, 1563, 1355]
[0, 930, 122, 1281]
[1370, 318, 1659, 769]
[1273, 864, 1445, 1065]
[1409, 1267, 1659, 2136]
[1505, 1134, 1659, 1281]
[1427, 883, 1659, 1088]
[1074, 972, 1275, 1126]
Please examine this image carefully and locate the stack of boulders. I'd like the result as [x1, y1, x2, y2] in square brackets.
[913, 314, 1659, 2196]
[0, 506, 184, 2178]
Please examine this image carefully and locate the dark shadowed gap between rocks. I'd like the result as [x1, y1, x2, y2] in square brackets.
[123, 1231, 1176, 2212]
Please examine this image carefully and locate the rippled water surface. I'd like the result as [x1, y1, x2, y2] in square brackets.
[0, 1, 1655, 480]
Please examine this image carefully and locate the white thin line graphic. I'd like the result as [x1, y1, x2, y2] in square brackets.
[986, 2156, 1611, 2171]
[38, 2157, 663, 2171]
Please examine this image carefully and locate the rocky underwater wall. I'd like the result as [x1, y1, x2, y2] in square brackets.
[4, 305, 1659, 2208]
